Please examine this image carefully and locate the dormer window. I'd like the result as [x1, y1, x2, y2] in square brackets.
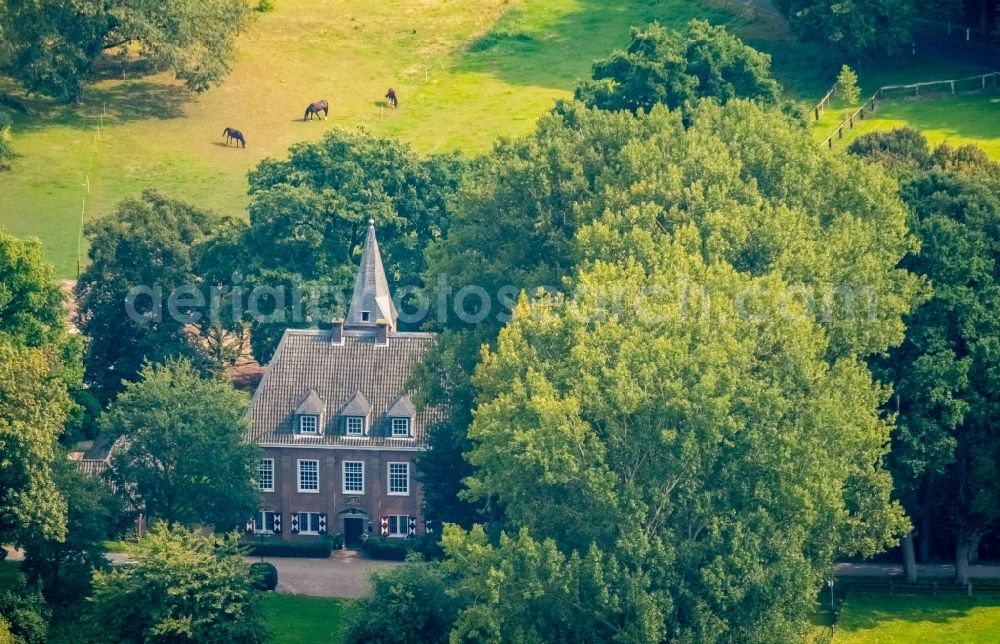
[294, 389, 325, 436]
[391, 417, 411, 437]
[299, 415, 319, 434]
[345, 416, 365, 436]
[361, 311, 371, 322]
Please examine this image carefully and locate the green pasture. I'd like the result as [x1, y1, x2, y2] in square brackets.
[0, 0, 997, 277]
[813, 91, 1000, 159]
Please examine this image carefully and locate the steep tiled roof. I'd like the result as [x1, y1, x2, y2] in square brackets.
[340, 390, 372, 417]
[385, 395, 416, 418]
[246, 328, 437, 447]
[346, 220, 398, 330]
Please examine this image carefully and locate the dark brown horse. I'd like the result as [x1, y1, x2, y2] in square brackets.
[385, 88, 398, 108]
[222, 127, 246, 148]
[304, 100, 329, 121]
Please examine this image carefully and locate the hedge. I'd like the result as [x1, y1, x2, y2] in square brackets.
[362, 537, 412, 561]
[244, 535, 334, 558]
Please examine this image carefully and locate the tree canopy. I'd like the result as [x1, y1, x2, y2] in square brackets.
[0, 0, 251, 101]
[575, 20, 781, 115]
[411, 99, 921, 640]
[102, 359, 258, 530]
[75, 191, 215, 396]
[853, 129, 1000, 582]
[0, 231, 81, 547]
[227, 128, 465, 362]
[86, 523, 267, 644]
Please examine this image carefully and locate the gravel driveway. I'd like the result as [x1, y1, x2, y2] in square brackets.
[253, 549, 403, 598]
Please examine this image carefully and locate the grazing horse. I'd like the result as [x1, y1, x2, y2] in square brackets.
[222, 127, 246, 148]
[385, 88, 398, 108]
[304, 100, 329, 121]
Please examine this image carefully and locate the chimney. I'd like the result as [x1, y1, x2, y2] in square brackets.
[331, 318, 345, 344]
[375, 319, 389, 345]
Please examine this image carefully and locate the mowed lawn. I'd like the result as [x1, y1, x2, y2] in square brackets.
[834, 593, 1000, 643]
[262, 593, 350, 644]
[0, 0, 734, 277]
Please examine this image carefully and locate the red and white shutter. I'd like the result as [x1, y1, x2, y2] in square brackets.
[407, 517, 417, 536]
[318, 514, 328, 534]
[273, 513, 282, 534]
[245, 517, 256, 534]
[379, 516, 389, 536]
[290, 513, 299, 534]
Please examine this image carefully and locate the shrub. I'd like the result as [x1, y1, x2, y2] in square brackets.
[362, 537, 413, 561]
[250, 562, 278, 591]
[848, 127, 931, 171]
[331, 532, 345, 550]
[244, 536, 333, 558]
[346, 564, 459, 644]
[255, 0, 275, 12]
[0, 587, 49, 644]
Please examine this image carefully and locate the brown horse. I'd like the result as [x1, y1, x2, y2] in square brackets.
[385, 88, 398, 108]
[304, 100, 329, 121]
[222, 127, 246, 148]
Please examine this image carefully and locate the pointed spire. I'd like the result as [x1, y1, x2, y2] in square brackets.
[345, 219, 397, 330]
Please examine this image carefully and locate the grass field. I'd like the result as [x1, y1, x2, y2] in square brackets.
[813, 92, 1000, 158]
[262, 593, 349, 644]
[833, 593, 1000, 643]
[0, 0, 997, 277]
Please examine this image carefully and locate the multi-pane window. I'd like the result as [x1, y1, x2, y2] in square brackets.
[298, 459, 319, 493]
[346, 416, 365, 436]
[343, 461, 364, 494]
[391, 417, 411, 437]
[255, 511, 276, 534]
[258, 458, 274, 492]
[298, 512, 321, 535]
[388, 515, 410, 537]
[299, 415, 319, 434]
[388, 462, 409, 495]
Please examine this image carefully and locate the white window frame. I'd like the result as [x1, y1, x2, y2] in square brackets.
[391, 417, 412, 438]
[255, 510, 276, 534]
[387, 515, 409, 538]
[343, 461, 364, 495]
[299, 414, 319, 434]
[387, 462, 410, 496]
[345, 416, 365, 436]
[258, 458, 274, 492]
[297, 459, 319, 493]
[298, 511, 321, 535]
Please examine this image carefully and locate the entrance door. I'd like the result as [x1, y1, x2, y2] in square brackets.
[344, 518, 365, 548]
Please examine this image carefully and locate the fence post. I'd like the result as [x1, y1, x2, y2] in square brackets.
[951, 80, 955, 94]
[932, 581, 937, 597]
[859, 107, 865, 120]
[838, 127, 843, 139]
[849, 115, 854, 128]
[815, 106, 820, 121]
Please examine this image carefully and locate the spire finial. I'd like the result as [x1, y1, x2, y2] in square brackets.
[368, 218, 375, 226]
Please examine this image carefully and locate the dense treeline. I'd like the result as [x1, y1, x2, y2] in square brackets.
[775, 0, 999, 55]
[849, 129, 1000, 583]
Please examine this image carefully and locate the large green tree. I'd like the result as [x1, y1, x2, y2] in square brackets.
[75, 191, 215, 396]
[20, 457, 116, 606]
[424, 99, 919, 640]
[575, 20, 781, 116]
[0, 0, 251, 101]
[86, 523, 267, 644]
[853, 130, 1000, 584]
[223, 128, 465, 363]
[0, 230, 82, 547]
[102, 359, 258, 530]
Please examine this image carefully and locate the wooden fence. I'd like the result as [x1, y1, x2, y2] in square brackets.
[839, 576, 1000, 598]
[820, 71, 999, 149]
